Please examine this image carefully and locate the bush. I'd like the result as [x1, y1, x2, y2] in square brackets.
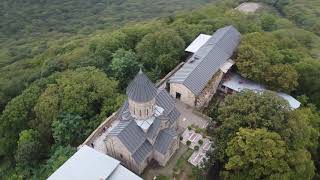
[179, 136, 183, 141]
[198, 139, 203, 145]
[156, 175, 170, 180]
[186, 140, 191, 146]
[194, 145, 199, 151]
[195, 128, 201, 133]
[188, 126, 192, 130]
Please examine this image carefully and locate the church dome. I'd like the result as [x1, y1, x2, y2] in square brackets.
[126, 69, 157, 103]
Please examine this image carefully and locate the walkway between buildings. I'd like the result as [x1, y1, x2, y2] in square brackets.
[175, 100, 209, 133]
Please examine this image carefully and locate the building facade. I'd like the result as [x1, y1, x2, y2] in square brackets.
[104, 70, 180, 174]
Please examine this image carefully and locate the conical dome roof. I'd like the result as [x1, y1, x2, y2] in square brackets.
[126, 69, 157, 102]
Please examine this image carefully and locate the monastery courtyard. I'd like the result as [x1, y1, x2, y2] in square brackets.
[175, 100, 209, 133]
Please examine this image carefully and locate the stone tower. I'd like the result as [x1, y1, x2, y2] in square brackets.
[126, 69, 157, 120]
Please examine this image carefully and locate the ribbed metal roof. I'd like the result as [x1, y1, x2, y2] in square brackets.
[132, 140, 152, 164]
[155, 89, 175, 115]
[108, 83, 181, 165]
[147, 117, 161, 140]
[169, 25, 241, 95]
[126, 69, 157, 102]
[154, 128, 177, 154]
[167, 108, 180, 125]
[109, 120, 146, 153]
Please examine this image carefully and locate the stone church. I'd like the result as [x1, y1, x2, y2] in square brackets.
[104, 70, 180, 174]
[169, 25, 241, 109]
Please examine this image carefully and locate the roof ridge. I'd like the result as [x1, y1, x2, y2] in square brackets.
[172, 26, 234, 88]
[183, 45, 229, 94]
[131, 138, 150, 155]
[212, 25, 234, 45]
[109, 120, 132, 135]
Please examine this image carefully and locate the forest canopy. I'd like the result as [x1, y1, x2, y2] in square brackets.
[0, 0, 320, 179]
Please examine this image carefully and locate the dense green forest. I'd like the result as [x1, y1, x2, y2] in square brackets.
[0, 0, 320, 179]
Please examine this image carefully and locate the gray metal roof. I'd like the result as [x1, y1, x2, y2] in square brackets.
[208, 25, 241, 56]
[126, 69, 157, 103]
[108, 79, 180, 165]
[222, 72, 301, 109]
[109, 120, 146, 153]
[167, 108, 180, 125]
[132, 140, 152, 164]
[169, 25, 241, 95]
[155, 89, 175, 115]
[147, 117, 161, 140]
[154, 128, 177, 154]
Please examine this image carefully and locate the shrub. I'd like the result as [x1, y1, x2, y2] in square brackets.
[195, 127, 201, 133]
[186, 140, 191, 146]
[194, 145, 199, 151]
[188, 126, 192, 130]
[179, 136, 183, 141]
[198, 139, 203, 145]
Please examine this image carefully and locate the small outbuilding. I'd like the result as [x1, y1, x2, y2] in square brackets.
[219, 72, 301, 109]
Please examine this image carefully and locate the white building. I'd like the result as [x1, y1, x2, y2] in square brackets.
[219, 72, 301, 109]
[48, 145, 142, 180]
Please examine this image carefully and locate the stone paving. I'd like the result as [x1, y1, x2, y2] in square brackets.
[175, 100, 209, 133]
[92, 119, 120, 154]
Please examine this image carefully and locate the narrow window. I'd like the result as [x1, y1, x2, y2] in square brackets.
[134, 108, 135, 115]
[140, 110, 142, 116]
[147, 109, 148, 116]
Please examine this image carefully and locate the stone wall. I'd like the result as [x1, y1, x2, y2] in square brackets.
[105, 136, 135, 170]
[105, 136, 149, 174]
[170, 83, 196, 107]
[128, 98, 155, 120]
[195, 70, 224, 109]
[156, 62, 185, 89]
[81, 111, 118, 148]
[153, 138, 179, 166]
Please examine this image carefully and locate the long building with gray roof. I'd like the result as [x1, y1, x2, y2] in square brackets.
[169, 25, 241, 108]
[104, 70, 180, 174]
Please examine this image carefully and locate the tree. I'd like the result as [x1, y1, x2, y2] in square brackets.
[30, 145, 76, 179]
[0, 85, 42, 159]
[207, 91, 317, 179]
[260, 14, 277, 31]
[52, 113, 87, 146]
[224, 128, 291, 179]
[264, 64, 298, 92]
[213, 91, 290, 160]
[32, 67, 120, 139]
[15, 129, 44, 177]
[136, 29, 185, 75]
[236, 31, 302, 92]
[295, 59, 320, 108]
[110, 49, 140, 89]
[236, 44, 268, 81]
